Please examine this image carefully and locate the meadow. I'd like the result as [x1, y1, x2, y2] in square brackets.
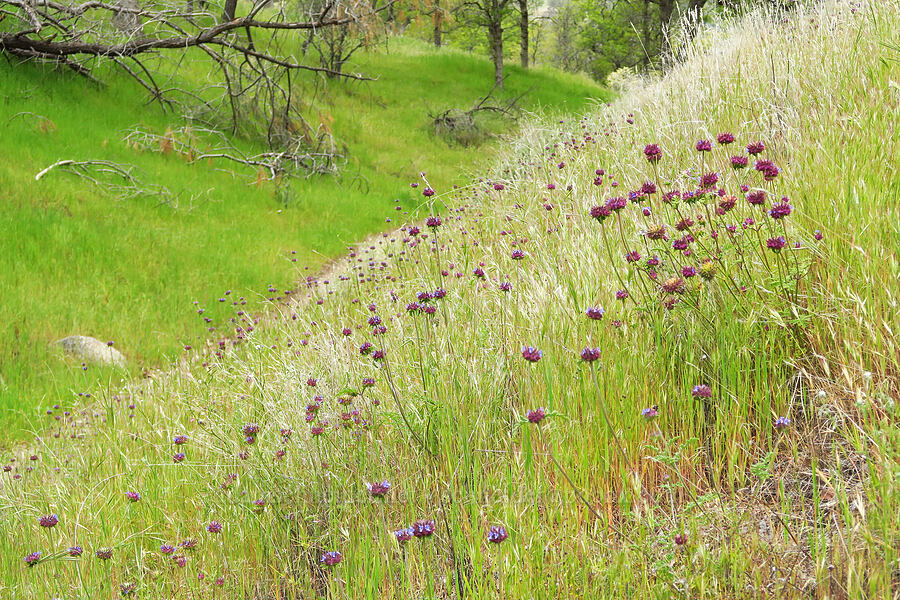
[2, 0, 900, 598]
[0, 39, 604, 446]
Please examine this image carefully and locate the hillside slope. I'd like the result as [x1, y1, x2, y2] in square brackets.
[2, 2, 898, 598]
[0, 40, 605, 444]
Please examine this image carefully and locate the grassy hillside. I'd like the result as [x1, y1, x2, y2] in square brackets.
[2, 1, 899, 598]
[0, 38, 605, 445]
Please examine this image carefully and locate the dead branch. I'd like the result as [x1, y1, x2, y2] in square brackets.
[123, 125, 343, 178]
[34, 159, 174, 201]
[428, 80, 528, 145]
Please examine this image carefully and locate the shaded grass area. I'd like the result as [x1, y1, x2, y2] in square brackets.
[0, 39, 606, 445]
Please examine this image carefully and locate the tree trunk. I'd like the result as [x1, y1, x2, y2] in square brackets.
[222, 0, 237, 21]
[433, 3, 442, 47]
[518, 0, 528, 68]
[641, 0, 651, 66]
[488, 13, 503, 88]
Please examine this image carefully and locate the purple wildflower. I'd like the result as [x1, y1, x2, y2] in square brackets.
[700, 172, 719, 187]
[206, 521, 222, 534]
[769, 200, 793, 219]
[766, 236, 787, 252]
[411, 519, 436, 537]
[394, 528, 413, 543]
[521, 346, 542, 362]
[321, 551, 343, 567]
[696, 139, 713, 152]
[95, 547, 113, 560]
[487, 526, 508, 544]
[716, 133, 735, 145]
[774, 416, 791, 431]
[641, 406, 659, 420]
[585, 307, 605, 320]
[24, 552, 41, 567]
[39, 514, 59, 528]
[643, 144, 662, 162]
[731, 155, 748, 169]
[580, 347, 601, 362]
[366, 481, 391, 497]
[526, 408, 546, 424]
[691, 385, 712, 398]
[125, 491, 141, 503]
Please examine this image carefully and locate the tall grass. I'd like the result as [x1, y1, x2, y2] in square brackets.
[0, 39, 604, 446]
[1, 1, 898, 598]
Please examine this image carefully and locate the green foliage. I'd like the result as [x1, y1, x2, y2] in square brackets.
[0, 38, 605, 446]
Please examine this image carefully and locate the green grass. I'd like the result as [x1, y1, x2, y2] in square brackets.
[2, 2, 899, 598]
[0, 38, 605, 446]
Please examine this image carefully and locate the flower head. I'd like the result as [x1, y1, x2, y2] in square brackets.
[769, 200, 793, 219]
[641, 406, 659, 420]
[487, 525, 508, 544]
[731, 155, 748, 169]
[646, 224, 667, 240]
[774, 416, 791, 431]
[580, 347, 601, 362]
[691, 384, 712, 398]
[695, 139, 713, 152]
[747, 141, 765, 155]
[643, 144, 662, 162]
[766, 236, 787, 252]
[320, 551, 342, 567]
[521, 346, 542, 363]
[716, 133, 735, 145]
[411, 519, 436, 538]
[393, 528, 413, 543]
[526, 408, 546, 424]
[206, 521, 223, 534]
[366, 481, 391, 497]
[125, 491, 141, 503]
[426, 216, 442, 228]
[585, 307, 605, 321]
[24, 552, 41, 566]
[39, 514, 59, 528]
[95, 547, 113, 560]
[700, 172, 719, 187]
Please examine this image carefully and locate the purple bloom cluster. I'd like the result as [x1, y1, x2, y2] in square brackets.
[487, 525, 508, 544]
[521, 346, 543, 362]
[411, 519, 436, 537]
[366, 481, 391, 497]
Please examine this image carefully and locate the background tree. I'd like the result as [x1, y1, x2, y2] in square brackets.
[0, 0, 390, 172]
[455, 0, 515, 87]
